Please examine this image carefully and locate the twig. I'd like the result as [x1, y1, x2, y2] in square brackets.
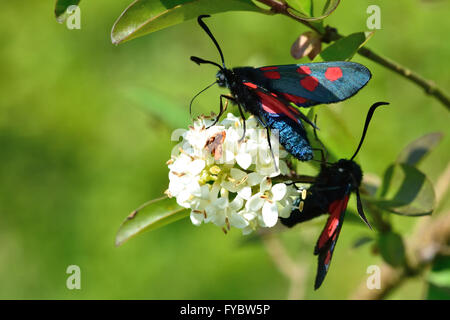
[256, 0, 450, 109]
[262, 234, 309, 299]
[435, 163, 450, 205]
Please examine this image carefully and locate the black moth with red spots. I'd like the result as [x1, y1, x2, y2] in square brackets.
[280, 102, 389, 289]
[191, 15, 372, 162]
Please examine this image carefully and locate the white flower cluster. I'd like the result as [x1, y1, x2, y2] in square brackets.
[166, 113, 297, 234]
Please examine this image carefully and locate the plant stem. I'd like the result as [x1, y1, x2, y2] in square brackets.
[262, 234, 309, 299]
[256, 0, 450, 110]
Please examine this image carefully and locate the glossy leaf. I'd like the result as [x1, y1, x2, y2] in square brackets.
[427, 255, 450, 299]
[397, 132, 443, 167]
[377, 232, 406, 267]
[287, 0, 340, 21]
[428, 255, 450, 287]
[111, 0, 262, 45]
[352, 235, 374, 249]
[426, 283, 450, 300]
[374, 163, 435, 216]
[319, 31, 374, 61]
[285, 0, 311, 16]
[362, 173, 382, 197]
[55, 0, 81, 23]
[115, 196, 189, 246]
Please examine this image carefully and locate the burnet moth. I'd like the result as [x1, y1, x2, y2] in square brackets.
[280, 101, 390, 289]
[190, 15, 372, 161]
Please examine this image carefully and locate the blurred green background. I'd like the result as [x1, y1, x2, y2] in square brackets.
[0, 0, 449, 299]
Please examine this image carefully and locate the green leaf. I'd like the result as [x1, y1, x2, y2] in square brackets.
[306, 107, 316, 121]
[426, 255, 450, 299]
[374, 163, 435, 216]
[426, 283, 450, 300]
[287, 0, 340, 21]
[55, 0, 81, 23]
[319, 31, 374, 61]
[377, 232, 406, 267]
[122, 87, 189, 129]
[362, 173, 382, 197]
[111, 0, 262, 45]
[115, 196, 189, 246]
[285, 0, 311, 16]
[428, 255, 450, 287]
[397, 132, 443, 167]
[352, 235, 374, 249]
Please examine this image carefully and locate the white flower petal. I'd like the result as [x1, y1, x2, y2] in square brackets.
[215, 197, 228, 209]
[200, 185, 210, 199]
[279, 160, 290, 175]
[271, 183, 287, 201]
[176, 190, 192, 208]
[236, 152, 252, 170]
[168, 180, 184, 196]
[221, 180, 238, 193]
[246, 193, 264, 212]
[229, 168, 246, 180]
[262, 202, 279, 227]
[190, 212, 204, 226]
[237, 186, 252, 200]
[243, 212, 257, 221]
[190, 159, 205, 175]
[230, 212, 249, 229]
[279, 204, 293, 218]
[207, 182, 221, 202]
[260, 177, 272, 192]
[188, 182, 202, 197]
[211, 212, 226, 226]
[247, 172, 264, 186]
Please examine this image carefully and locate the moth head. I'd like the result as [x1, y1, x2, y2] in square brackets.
[334, 159, 363, 191]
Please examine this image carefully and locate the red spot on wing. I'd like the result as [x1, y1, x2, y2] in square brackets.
[255, 91, 299, 123]
[325, 67, 343, 81]
[243, 82, 257, 89]
[300, 76, 319, 91]
[263, 71, 281, 79]
[324, 232, 339, 266]
[317, 196, 349, 250]
[282, 93, 308, 105]
[297, 66, 311, 75]
[260, 66, 278, 71]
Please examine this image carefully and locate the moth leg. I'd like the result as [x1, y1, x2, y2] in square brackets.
[207, 94, 234, 128]
[312, 115, 329, 165]
[265, 126, 279, 172]
[236, 103, 247, 142]
[255, 114, 268, 128]
[296, 108, 319, 130]
[312, 148, 326, 164]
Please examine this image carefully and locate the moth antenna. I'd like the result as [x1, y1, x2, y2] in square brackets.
[189, 80, 217, 116]
[197, 15, 226, 68]
[190, 56, 223, 70]
[350, 102, 390, 161]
